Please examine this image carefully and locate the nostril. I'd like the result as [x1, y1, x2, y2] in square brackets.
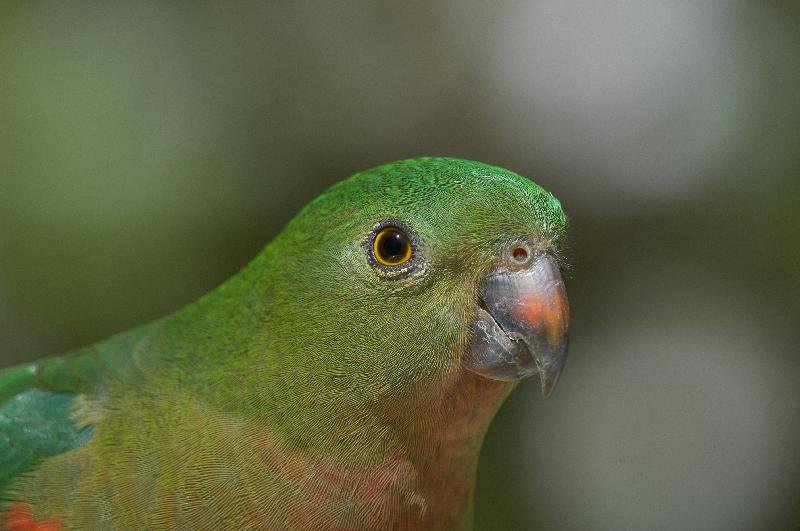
[512, 246, 529, 263]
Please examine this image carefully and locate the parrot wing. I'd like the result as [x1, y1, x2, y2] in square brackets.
[0, 325, 152, 493]
[0, 355, 106, 493]
[0, 371, 91, 491]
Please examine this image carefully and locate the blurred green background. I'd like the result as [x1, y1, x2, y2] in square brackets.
[1, 1, 799, 529]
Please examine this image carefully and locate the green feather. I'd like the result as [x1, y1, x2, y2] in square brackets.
[0, 389, 92, 489]
[1, 158, 568, 529]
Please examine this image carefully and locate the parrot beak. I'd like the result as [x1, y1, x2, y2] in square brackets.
[464, 253, 570, 398]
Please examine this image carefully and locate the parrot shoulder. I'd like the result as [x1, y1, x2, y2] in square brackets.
[0, 383, 93, 492]
[0, 335, 135, 494]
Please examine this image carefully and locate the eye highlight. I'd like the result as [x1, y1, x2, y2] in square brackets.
[372, 226, 412, 266]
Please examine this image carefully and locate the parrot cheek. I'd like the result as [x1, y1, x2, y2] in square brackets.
[463, 253, 570, 398]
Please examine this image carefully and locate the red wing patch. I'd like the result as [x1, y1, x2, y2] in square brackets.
[4, 503, 62, 531]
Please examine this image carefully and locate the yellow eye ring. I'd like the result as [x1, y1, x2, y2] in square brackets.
[372, 226, 413, 266]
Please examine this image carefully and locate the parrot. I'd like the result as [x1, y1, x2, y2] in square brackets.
[0, 157, 570, 530]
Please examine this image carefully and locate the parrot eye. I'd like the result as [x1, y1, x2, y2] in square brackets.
[373, 227, 412, 266]
[364, 220, 423, 278]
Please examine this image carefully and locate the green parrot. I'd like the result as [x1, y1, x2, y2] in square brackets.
[0, 157, 570, 530]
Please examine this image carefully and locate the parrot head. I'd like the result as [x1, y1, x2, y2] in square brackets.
[247, 157, 569, 413]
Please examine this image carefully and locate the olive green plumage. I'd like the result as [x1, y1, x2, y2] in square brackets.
[0, 157, 568, 529]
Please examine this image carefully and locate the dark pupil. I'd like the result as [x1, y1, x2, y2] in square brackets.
[380, 230, 407, 261]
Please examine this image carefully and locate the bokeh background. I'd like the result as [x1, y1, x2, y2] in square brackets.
[1, 1, 798, 529]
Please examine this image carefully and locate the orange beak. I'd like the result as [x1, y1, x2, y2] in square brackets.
[464, 254, 570, 397]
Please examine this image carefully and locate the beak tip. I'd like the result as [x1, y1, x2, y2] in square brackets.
[540, 379, 556, 399]
[541, 382, 554, 398]
[538, 360, 565, 399]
